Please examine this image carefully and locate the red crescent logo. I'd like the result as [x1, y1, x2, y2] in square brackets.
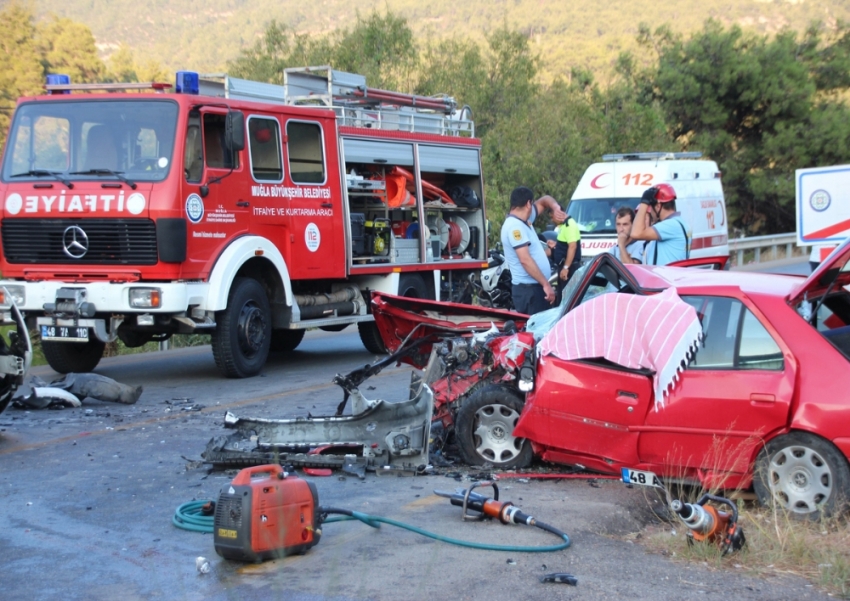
[590, 173, 610, 189]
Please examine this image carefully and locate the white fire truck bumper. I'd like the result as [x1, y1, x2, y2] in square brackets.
[0, 280, 210, 322]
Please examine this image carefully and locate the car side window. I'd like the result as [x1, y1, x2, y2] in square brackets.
[683, 296, 783, 371]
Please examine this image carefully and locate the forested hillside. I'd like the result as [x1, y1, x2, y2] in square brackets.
[30, 0, 850, 80]
[4, 1, 850, 236]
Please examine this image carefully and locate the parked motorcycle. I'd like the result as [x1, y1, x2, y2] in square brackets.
[471, 248, 513, 310]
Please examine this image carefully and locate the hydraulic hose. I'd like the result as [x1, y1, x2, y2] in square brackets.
[318, 506, 570, 553]
[173, 501, 571, 553]
[173, 500, 215, 533]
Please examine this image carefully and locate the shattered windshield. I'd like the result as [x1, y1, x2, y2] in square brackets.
[568, 197, 640, 234]
[2, 100, 178, 184]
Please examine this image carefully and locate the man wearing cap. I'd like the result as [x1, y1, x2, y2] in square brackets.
[630, 184, 690, 266]
[501, 186, 566, 315]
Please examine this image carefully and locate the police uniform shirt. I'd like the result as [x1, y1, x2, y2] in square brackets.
[501, 207, 550, 285]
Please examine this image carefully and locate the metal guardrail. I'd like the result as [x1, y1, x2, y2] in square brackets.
[728, 232, 807, 266]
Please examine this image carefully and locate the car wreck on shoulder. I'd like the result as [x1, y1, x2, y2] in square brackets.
[204, 243, 850, 517]
[371, 243, 850, 517]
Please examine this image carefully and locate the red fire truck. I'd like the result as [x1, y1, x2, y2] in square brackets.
[0, 67, 488, 377]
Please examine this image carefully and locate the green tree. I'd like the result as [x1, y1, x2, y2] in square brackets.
[108, 43, 138, 82]
[228, 20, 329, 84]
[635, 20, 850, 234]
[228, 9, 417, 91]
[0, 1, 44, 142]
[39, 16, 107, 83]
[330, 10, 418, 91]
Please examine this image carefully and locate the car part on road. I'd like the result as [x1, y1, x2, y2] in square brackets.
[540, 573, 578, 585]
[0, 294, 31, 415]
[202, 363, 435, 472]
[753, 431, 850, 518]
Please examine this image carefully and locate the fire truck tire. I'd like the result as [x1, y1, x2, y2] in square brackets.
[42, 338, 105, 374]
[270, 329, 305, 353]
[456, 385, 532, 469]
[211, 277, 272, 378]
[397, 273, 429, 299]
[319, 324, 349, 332]
[358, 322, 387, 355]
[753, 431, 850, 519]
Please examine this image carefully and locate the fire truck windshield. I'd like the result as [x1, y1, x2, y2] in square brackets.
[2, 99, 178, 184]
[567, 197, 641, 234]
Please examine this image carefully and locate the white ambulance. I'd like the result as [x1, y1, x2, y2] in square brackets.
[566, 152, 730, 262]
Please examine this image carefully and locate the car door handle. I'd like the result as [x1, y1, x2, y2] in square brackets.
[750, 393, 775, 403]
[321, 202, 333, 208]
[616, 391, 639, 406]
[236, 201, 249, 207]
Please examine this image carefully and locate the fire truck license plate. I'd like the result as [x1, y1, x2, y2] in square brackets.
[621, 468, 663, 488]
[41, 325, 89, 342]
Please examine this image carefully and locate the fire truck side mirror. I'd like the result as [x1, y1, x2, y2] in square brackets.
[225, 110, 245, 153]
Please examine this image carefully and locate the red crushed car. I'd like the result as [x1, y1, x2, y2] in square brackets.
[373, 242, 850, 516]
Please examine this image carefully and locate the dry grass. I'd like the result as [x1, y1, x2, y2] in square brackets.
[632, 434, 850, 597]
[640, 503, 850, 597]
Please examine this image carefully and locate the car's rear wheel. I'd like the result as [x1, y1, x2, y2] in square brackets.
[455, 385, 532, 469]
[42, 337, 105, 374]
[753, 432, 850, 518]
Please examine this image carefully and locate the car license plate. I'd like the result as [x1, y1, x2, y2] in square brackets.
[40, 325, 89, 342]
[621, 468, 663, 488]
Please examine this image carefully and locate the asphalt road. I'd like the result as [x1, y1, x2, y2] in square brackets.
[0, 329, 832, 601]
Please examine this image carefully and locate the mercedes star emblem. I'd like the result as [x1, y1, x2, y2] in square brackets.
[62, 225, 89, 259]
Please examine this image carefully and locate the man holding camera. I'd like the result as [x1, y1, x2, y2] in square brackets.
[630, 184, 690, 266]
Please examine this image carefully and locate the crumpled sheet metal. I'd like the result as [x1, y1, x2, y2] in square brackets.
[214, 380, 434, 469]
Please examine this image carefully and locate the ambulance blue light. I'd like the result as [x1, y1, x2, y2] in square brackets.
[175, 71, 199, 95]
[46, 74, 71, 94]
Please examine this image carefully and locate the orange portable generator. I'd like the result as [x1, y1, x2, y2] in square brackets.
[213, 464, 321, 562]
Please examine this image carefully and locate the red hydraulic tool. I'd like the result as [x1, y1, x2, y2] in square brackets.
[671, 494, 746, 555]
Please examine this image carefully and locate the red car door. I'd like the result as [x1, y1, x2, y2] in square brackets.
[637, 294, 795, 486]
[516, 358, 653, 471]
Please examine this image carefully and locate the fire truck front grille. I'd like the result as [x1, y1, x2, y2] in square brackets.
[2, 219, 158, 265]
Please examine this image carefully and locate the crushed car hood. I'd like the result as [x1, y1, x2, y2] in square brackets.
[371, 292, 528, 368]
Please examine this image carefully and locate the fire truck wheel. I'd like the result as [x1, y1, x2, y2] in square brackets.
[358, 322, 387, 355]
[319, 324, 349, 332]
[397, 273, 429, 299]
[753, 431, 850, 519]
[212, 277, 271, 378]
[456, 385, 532, 469]
[41, 338, 105, 374]
[270, 329, 305, 353]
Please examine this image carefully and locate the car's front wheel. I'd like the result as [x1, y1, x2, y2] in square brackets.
[753, 431, 850, 518]
[455, 385, 532, 469]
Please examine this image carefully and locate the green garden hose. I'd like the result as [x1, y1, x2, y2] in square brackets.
[172, 500, 570, 552]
